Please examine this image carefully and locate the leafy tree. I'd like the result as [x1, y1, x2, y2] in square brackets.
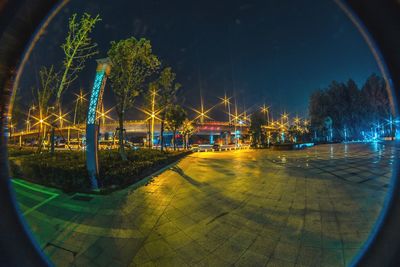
[309, 89, 329, 135]
[56, 13, 101, 106]
[308, 74, 391, 141]
[108, 37, 160, 160]
[250, 110, 267, 147]
[165, 104, 187, 150]
[181, 118, 195, 149]
[361, 74, 390, 122]
[156, 67, 181, 151]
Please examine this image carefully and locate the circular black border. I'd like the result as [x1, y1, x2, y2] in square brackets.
[0, 1, 399, 266]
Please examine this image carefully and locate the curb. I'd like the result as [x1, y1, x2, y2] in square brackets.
[87, 151, 192, 196]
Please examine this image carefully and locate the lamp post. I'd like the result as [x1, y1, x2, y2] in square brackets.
[150, 88, 156, 148]
[293, 116, 300, 143]
[44, 106, 54, 143]
[137, 88, 162, 149]
[280, 112, 289, 143]
[219, 93, 232, 125]
[26, 104, 36, 132]
[261, 104, 270, 126]
[73, 89, 87, 125]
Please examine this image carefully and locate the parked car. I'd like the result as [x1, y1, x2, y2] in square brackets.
[212, 143, 221, 150]
[191, 144, 199, 152]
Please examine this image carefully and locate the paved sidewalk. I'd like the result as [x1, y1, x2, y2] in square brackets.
[13, 142, 397, 266]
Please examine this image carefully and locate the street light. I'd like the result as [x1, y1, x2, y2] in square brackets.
[218, 94, 232, 125]
[280, 112, 289, 143]
[386, 114, 399, 140]
[96, 105, 114, 124]
[190, 102, 216, 123]
[293, 115, 301, 132]
[52, 109, 69, 128]
[191, 94, 218, 123]
[261, 104, 270, 125]
[137, 88, 162, 148]
[26, 104, 36, 132]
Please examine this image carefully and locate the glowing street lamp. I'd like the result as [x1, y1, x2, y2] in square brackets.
[219, 93, 232, 124]
[137, 88, 163, 148]
[261, 104, 270, 125]
[280, 112, 289, 129]
[26, 104, 36, 132]
[303, 119, 310, 134]
[190, 95, 218, 123]
[293, 116, 300, 125]
[293, 115, 301, 132]
[9, 121, 15, 137]
[96, 105, 114, 125]
[31, 113, 52, 129]
[386, 114, 399, 140]
[279, 112, 289, 142]
[52, 109, 70, 128]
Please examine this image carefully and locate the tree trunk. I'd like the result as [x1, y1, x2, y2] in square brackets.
[173, 129, 176, 151]
[36, 127, 42, 153]
[50, 101, 61, 154]
[148, 120, 151, 148]
[50, 126, 55, 155]
[160, 114, 165, 151]
[118, 113, 127, 161]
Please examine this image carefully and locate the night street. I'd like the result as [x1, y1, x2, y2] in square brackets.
[13, 143, 397, 267]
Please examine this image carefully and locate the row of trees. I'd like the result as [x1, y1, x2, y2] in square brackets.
[107, 37, 192, 159]
[29, 13, 100, 152]
[27, 13, 192, 159]
[309, 74, 392, 141]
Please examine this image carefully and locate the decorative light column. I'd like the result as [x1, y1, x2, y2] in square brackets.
[86, 58, 111, 190]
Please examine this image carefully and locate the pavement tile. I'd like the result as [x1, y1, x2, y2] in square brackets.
[321, 248, 344, 267]
[273, 241, 299, 263]
[267, 257, 295, 267]
[235, 249, 269, 266]
[144, 239, 175, 260]
[14, 144, 398, 266]
[176, 240, 209, 264]
[163, 230, 193, 250]
[295, 246, 322, 266]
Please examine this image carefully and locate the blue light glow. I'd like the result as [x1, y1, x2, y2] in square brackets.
[87, 69, 105, 124]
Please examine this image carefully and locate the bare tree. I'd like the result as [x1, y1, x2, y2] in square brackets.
[34, 65, 59, 152]
[56, 13, 101, 106]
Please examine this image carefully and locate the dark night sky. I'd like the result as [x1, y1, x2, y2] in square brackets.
[19, 0, 380, 120]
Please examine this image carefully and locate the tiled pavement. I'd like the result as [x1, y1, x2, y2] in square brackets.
[12, 142, 398, 266]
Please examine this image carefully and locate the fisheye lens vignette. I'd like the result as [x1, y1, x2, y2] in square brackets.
[7, 1, 398, 266]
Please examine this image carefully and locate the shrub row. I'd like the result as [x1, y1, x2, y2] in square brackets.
[8, 146, 36, 157]
[9, 149, 189, 193]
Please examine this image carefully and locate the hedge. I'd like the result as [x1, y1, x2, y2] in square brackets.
[9, 149, 189, 193]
